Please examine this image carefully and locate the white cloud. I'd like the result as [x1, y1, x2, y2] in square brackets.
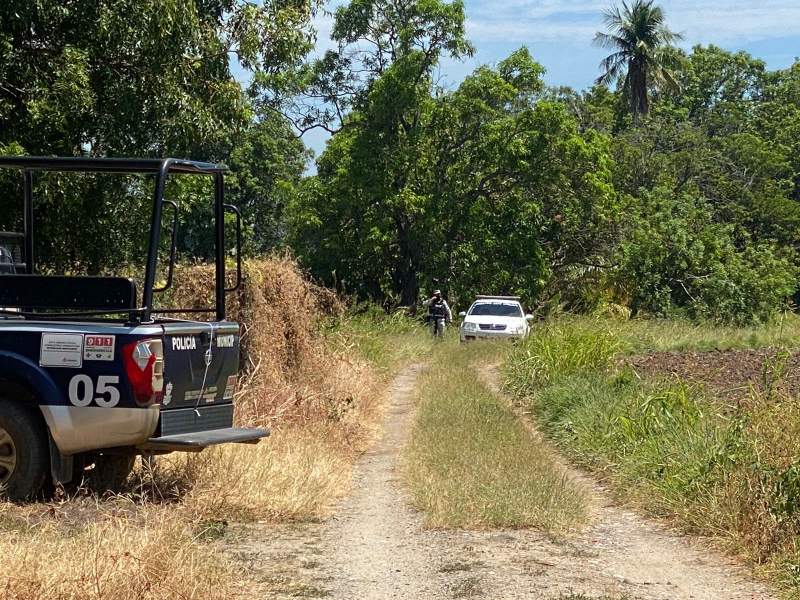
[465, 0, 800, 46]
[466, 18, 597, 42]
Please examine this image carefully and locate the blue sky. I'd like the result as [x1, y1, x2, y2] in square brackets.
[299, 0, 800, 163]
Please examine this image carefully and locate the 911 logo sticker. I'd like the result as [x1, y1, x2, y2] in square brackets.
[84, 335, 115, 361]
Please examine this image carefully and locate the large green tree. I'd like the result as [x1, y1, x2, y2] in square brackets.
[289, 0, 472, 305]
[295, 0, 473, 135]
[291, 45, 617, 309]
[0, 0, 315, 270]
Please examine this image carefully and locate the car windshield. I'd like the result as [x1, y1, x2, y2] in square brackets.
[469, 303, 523, 317]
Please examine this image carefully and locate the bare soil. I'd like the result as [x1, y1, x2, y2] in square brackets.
[626, 349, 800, 405]
[226, 363, 776, 599]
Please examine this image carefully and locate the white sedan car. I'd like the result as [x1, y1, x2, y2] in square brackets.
[459, 296, 533, 342]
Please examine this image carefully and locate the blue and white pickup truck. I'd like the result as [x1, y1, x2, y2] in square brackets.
[0, 157, 267, 500]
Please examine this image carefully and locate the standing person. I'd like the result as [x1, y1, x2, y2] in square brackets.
[423, 290, 452, 337]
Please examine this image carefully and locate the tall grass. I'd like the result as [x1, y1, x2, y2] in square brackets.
[505, 317, 800, 592]
[504, 320, 621, 393]
[404, 341, 587, 532]
[323, 309, 431, 375]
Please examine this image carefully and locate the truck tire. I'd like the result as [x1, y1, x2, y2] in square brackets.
[75, 453, 136, 492]
[0, 401, 50, 501]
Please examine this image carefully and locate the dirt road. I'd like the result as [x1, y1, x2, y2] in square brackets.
[229, 363, 776, 599]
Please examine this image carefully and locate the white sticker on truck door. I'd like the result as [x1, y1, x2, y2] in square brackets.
[40, 333, 84, 368]
[84, 335, 115, 361]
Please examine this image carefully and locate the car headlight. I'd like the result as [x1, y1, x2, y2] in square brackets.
[463, 322, 478, 332]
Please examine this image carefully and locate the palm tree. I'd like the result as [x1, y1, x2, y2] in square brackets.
[594, 0, 682, 118]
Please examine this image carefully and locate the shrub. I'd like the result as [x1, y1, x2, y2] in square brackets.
[615, 189, 798, 324]
[504, 319, 621, 396]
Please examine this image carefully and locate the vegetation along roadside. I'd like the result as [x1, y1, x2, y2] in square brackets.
[504, 315, 800, 594]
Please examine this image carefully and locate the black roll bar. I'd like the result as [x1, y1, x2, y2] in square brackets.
[153, 200, 179, 294]
[141, 159, 171, 320]
[0, 156, 227, 174]
[23, 170, 34, 275]
[0, 156, 234, 323]
[214, 172, 226, 322]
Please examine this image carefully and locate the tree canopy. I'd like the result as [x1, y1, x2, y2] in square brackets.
[290, 0, 800, 323]
[0, 0, 315, 270]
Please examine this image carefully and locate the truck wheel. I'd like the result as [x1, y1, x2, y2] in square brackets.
[75, 453, 136, 492]
[0, 402, 50, 501]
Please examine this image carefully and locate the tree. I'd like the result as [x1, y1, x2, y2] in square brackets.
[177, 115, 309, 260]
[615, 188, 797, 323]
[0, 0, 317, 269]
[290, 47, 618, 309]
[289, 0, 472, 306]
[594, 0, 682, 118]
[291, 0, 473, 135]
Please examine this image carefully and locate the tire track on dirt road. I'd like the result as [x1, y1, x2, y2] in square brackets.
[321, 363, 443, 598]
[479, 364, 776, 600]
[228, 361, 776, 599]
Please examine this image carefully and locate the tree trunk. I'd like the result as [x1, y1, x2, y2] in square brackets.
[628, 60, 649, 120]
[394, 211, 420, 307]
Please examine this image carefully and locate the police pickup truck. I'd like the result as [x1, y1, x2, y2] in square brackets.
[0, 157, 267, 500]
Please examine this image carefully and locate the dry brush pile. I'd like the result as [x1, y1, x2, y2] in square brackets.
[1, 257, 386, 599]
[159, 257, 385, 521]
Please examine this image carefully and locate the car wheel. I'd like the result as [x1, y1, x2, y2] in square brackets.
[0, 401, 50, 501]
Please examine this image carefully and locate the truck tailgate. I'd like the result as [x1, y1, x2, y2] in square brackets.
[157, 322, 241, 437]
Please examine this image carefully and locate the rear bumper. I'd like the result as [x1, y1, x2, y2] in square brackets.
[157, 403, 235, 437]
[138, 427, 269, 453]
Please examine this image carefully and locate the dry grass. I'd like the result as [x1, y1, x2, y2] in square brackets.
[0, 502, 249, 599]
[169, 257, 375, 431]
[136, 425, 357, 523]
[166, 257, 386, 517]
[1, 257, 398, 599]
[404, 340, 587, 532]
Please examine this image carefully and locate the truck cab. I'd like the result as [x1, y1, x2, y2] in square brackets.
[0, 157, 267, 500]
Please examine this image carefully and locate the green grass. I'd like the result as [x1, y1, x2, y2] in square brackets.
[323, 310, 432, 375]
[505, 317, 800, 593]
[612, 312, 800, 353]
[403, 340, 587, 532]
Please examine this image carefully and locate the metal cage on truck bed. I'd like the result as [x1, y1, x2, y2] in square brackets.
[0, 156, 242, 323]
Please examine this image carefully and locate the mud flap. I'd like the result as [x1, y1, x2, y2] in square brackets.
[48, 434, 74, 484]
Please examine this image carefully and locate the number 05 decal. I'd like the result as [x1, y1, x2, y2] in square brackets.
[68, 375, 121, 408]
